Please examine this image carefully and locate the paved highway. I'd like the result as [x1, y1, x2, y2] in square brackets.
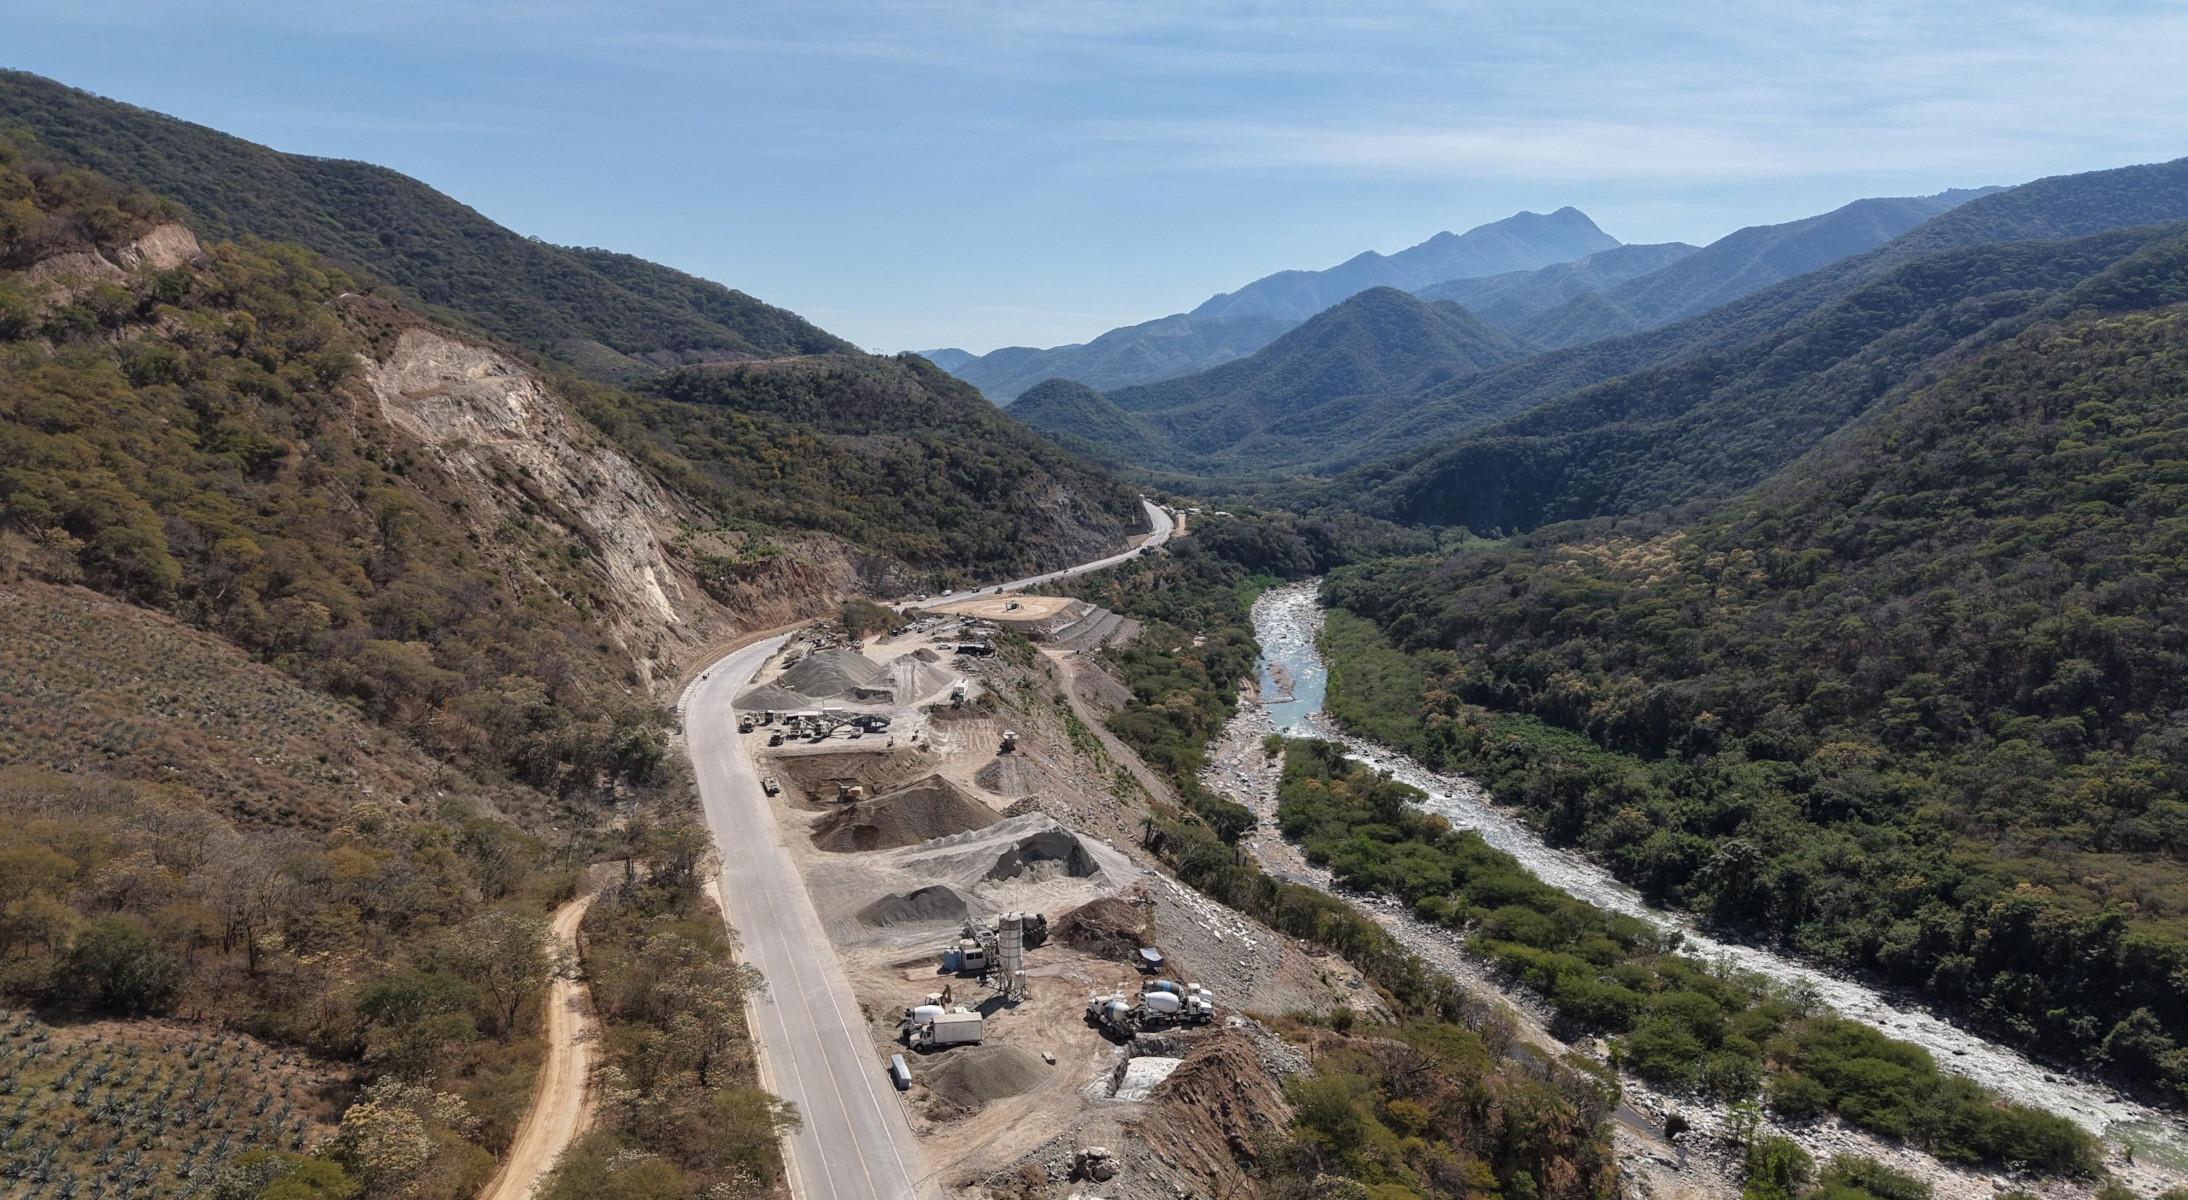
[686, 637, 931, 1200]
[683, 505, 1176, 1199]
[907, 497, 1175, 607]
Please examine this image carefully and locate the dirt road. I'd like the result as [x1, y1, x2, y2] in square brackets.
[477, 891, 599, 1200]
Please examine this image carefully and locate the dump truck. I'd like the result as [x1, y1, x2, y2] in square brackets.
[911, 1009, 984, 1050]
[760, 776, 781, 796]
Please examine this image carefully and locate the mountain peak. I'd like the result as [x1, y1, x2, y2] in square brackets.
[1192, 207, 1619, 322]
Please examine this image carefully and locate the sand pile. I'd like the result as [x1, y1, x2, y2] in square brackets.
[810, 774, 1000, 852]
[1054, 897, 1151, 962]
[924, 1045, 1051, 1112]
[775, 749, 930, 802]
[1144, 1031, 1293, 1178]
[856, 884, 969, 928]
[780, 649, 891, 700]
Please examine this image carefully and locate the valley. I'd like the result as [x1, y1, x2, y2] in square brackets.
[7, 28, 2188, 1200]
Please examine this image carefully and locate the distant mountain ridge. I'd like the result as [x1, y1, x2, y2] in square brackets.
[925, 311, 1295, 401]
[1327, 155, 2188, 532]
[1192, 207, 1620, 321]
[0, 69, 855, 379]
[1511, 188, 2001, 348]
[1413, 242, 1699, 328]
[929, 206, 1622, 401]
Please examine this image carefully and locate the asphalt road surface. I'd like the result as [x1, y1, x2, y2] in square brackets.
[686, 636, 932, 1200]
[906, 497, 1175, 607]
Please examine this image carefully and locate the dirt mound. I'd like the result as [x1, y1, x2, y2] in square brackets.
[774, 749, 929, 804]
[1144, 1030, 1293, 1180]
[884, 653, 958, 702]
[924, 1045, 1051, 1112]
[780, 648, 890, 700]
[974, 755, 1050, 797]
[856, 884, 969, 927]
[1054, 897, 1151, 962]
[912, 647, 942, 663]
[811, 774, 1000, 852]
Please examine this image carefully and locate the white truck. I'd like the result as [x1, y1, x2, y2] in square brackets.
[911, 1008, 985, 1050]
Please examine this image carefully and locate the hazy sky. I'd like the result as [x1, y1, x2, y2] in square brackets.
[7, 2, 2188, 351]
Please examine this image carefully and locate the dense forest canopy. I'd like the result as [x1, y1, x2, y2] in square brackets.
[1323, 301, 2188, 1102]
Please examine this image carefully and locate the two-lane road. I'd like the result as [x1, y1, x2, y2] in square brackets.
[907, 497, 1174, 607]
[684, 500, 1175, 1199]
[687, 638, 930, 1200]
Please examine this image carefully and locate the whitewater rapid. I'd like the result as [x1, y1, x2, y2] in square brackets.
[1251, 582, 2185, 1159]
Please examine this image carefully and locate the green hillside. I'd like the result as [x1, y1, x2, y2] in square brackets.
[1004, 378, 1166, 465]
[1287, 156, 2188, 492]
[0, 69, 854, 376]
[1041, 287, 1529, 474]
[603, 355, 1145, 575]
[1348, 223, 2188, 532]
[1321, 301, 2188, 1102]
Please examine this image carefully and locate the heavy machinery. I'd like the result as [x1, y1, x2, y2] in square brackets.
[851, 714, 892, 733]
[738, 715, 754, 734]
[999, 729, 1018, 753]
[1085, 982, 1214, 1034]
[760, 776, 781, 796]
[941, 913, 1046, 998]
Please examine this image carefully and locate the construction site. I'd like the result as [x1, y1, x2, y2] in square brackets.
[726, 612, 1372, 1197]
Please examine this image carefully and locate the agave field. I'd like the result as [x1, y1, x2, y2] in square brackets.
[0, 1011, 340, 1198]
[0, 582, 443, 827]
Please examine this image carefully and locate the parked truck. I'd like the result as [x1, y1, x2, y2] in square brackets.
[910, 1008, 984, 1050]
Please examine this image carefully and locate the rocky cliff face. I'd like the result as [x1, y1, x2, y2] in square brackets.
[360, 326, 890, 694]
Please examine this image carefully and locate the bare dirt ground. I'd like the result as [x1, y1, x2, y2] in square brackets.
[477, 888, 600, 1200]
[731, 625, 1366, 1197]
[927, 594, 1080, 622]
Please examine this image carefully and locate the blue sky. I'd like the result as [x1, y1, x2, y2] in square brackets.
[7, 2, 2188, 351]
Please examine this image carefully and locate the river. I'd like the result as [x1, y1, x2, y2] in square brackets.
[1250, 582, 2188, 1164]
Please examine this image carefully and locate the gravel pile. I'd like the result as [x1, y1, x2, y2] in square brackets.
[811, 774, 1000, 852]
[780, 649, 890, 699]
[924, 1045, 1052, 1111]
[856, 884, 970, 927]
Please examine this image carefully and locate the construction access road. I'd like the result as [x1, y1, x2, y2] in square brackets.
[906, 497, 1174, 608]
[683, 501, 1174, 1200]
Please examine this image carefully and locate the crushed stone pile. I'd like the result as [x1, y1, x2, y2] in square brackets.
[911, 647, 942, 663]
[810, 774, 1000, 852]
[1054, 896, 1152, 962]
[924, 1045, 1051, 1112]
[973, 755, 1050, 797]
[856, 884, 969, 928]
[1145, 1030, 1293, 1178]
[775, 749, 930, 800]
[736, 682, 814, 711]
[780, 648, 891, 700]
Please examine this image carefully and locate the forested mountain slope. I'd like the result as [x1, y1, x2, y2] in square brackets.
[0, 69, 854, 377]
[1018, 287, 1529, 476]
[1413, 241, 1697, 329]
[1321, 301, 2188, 1102]
[1511, 189, 1993, 348]
[1003, 378, 1166, 466]
[0, 123, 1143, 1194]
[1304, 155, 2188, 513]
[1349, 222, 2188, 531]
